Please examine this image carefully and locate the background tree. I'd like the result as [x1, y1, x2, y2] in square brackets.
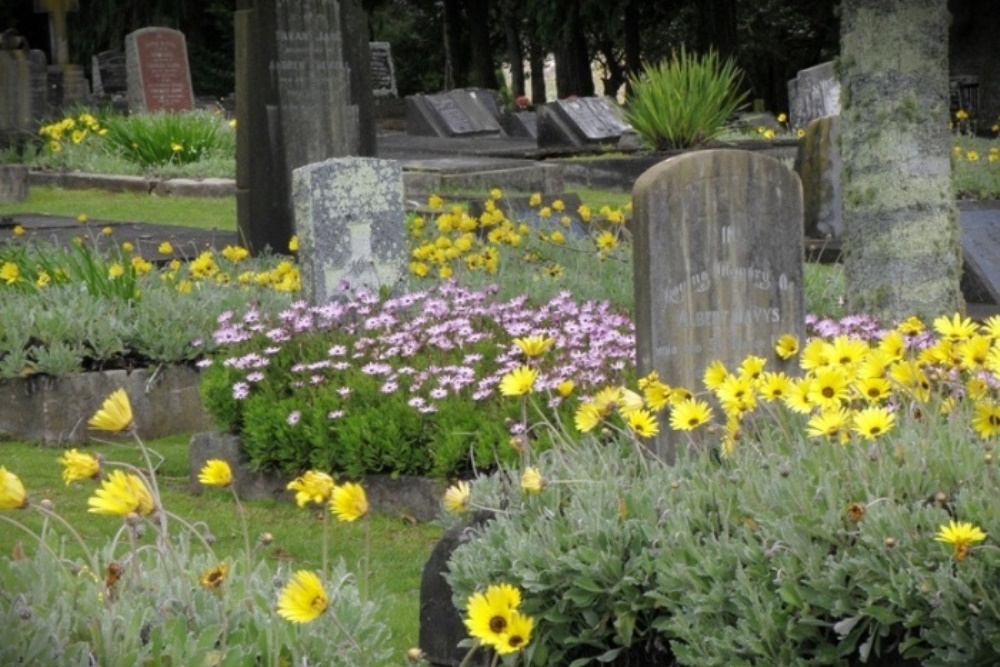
[840, 0, 961, 320]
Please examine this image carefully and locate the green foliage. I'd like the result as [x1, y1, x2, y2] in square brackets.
[99, 111, 235, 169]
[447, 408, 1000, 666]
[623, 48, 749, 150]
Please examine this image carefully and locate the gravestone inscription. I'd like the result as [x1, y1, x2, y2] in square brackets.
[92, 50, 127, 96]
[292, 157, 408, 304]
[960, 208, 1000, 305]
[537, 96, 631, 148]
[406, 89, 504, 137]
[633, 150, 805, 462]
[788, 61, 840, 130]
[369, 41, 396, 97]
[125, 27, 195, 112]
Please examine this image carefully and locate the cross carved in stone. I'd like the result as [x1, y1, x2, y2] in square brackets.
[34, 0, 78, 65]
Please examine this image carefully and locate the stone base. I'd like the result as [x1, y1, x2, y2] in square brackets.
[0, 365, 212, 446]
[188, 431, 446, 521]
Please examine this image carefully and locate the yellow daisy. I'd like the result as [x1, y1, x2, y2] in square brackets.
[757, 372, 792, 402]
[808, 367, 852, 410]
[806, 408, 851, 443]
[200, 563, 229, 589]
[702, 360, 729, 391]
[494, 610, 535, 654]
[851, 406, 895, 440]
[854, 377, 892, 403]
[330, 482, 368, 522]
[443, 481, 471, 513]
[277, 570, 328, 623]
[933, 313, 978, 341]
[626, 408, 659, 438]
[464, 583, 522, 646]
[87, 470, 155, 516]
[775, 334, 799, 360]
[799, 338, 830, 371]
[0, 466, 28, 509]
[520, 467, 545, 494]
[669, 398, 713, 431]
[935, 520, 986, 561]
[87, 389, 134, 432]
[499, 366, 538, 397]
[286, 470, 335, 507]
[198, 459, 233, 487]
[574, 401, 605, 433]
[972, 401, 1000, 439]
[57, 449, 101, 485]
[513, 335, 555, 358]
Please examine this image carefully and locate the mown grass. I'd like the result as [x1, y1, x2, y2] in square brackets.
[0, 435, 441, 659]
[0, 186, 236, 231]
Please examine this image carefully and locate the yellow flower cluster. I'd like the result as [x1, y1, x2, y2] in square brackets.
[464, 583, 535, 655]
[285, 470, 369, 522]
[39, 112, 106, 152]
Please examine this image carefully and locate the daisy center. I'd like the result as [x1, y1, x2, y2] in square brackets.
[489, 616, 508, 634]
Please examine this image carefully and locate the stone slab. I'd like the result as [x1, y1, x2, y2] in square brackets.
[293, 157, 408, 303]
[795, 115, 843, 239]
[788, 61, 840, 130]
[0, 165, 29, 202]
[405, 90, 504, 138]
[632, 149, 805, 461]
[91, 50, 126, 96]
[537, 96, 631, 148]
[126, 27, 195, 112]
[369, 41, 397, 97]
[0, 366, 212, 446]
[154, 178, 237, 198]
[960, 207, 1000, 304]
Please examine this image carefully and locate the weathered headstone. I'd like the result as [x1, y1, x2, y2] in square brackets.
[632, 150, 805, 462]
[125, 27, 195, 112]
[0, 50, 31, 141]
[794, 115, 843, 239]
[236, 0, 376, 255]
[960, 208, 1000, 305]
[27, 50, 48, 120]
[369, 41, 397, 97]
[91, 50, 127, 96]
[504, 111, 537, 139]
[406, 89, 505, 137]
[536, 96, 631, 148]
[292, 157, 407, 304]
[0, 165, 29, 202]
[788, 61, 841, 130]
[35, 0, 88, 115]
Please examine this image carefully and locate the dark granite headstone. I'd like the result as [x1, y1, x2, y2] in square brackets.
[406, 89, 504, 137]
[537, 96, 631, 148]
[0, 50, 31, 139]
[504, 111, 537, 139]
[125, 27, 195, 112]
[91, 50, 126, 96]
[419, 512, 493, 667]
[369, 41, 396, 97]
[236, 0, 376, 255]
[293, 157, 408, 304]
[961, 209, 1000, 305]
[788, 61, 840, 130]
[633, 150, 805, 462]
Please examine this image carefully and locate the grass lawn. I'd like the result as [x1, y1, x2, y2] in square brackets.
[0, 435, 442, 661]
[0, 186, 237, 231]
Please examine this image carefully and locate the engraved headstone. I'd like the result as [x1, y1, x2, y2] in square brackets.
[788, 61, 841, 130]
[633, 150, 805, 462]
[236, 0, 376, 255]
[369, 41, 397, 97]
[537, 96, 631, 148]
[406, 89, 504, 137]
[91, 50, 126, 96]
[125, 27, 195, 112]
[960, 209, 1000, 305]
[794, 115, 843, 239]
[292, 157, 408, 304]
[505, 110, 537, 139]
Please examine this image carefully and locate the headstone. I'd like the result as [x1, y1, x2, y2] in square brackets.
[632, 150, 805, 462]
[91, 50, 126, 96]
[0, 50, 31, 139]
[236, 0, 376, 255]
[960, 208, 1000, 305]
[406, 89, 504, 137]
[27, 50, 48, 121]
[0, 165, 29, 202]
[419, 512, 494, 667]
[292, 157, 408, 304]
[504, 111, 537, 139]
[125, 27, 195, 112]
[794, 115, 843, 239]
[34, 0, 88, 116]
[787, 61, 841, 130]
[369, 41, 397, 97]
[467, 192, 589, 239]
[536, 96, 631, 148]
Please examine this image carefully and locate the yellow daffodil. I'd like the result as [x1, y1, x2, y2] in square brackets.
[58, 449, 101, 485]
[198, 459, 233, 487]
[277, 570, 328, 623]
[330, 482, 368, 522]
[0, 467, 28, 509]
[88, 389, 134, 432]
[935, 520, 986, 561]
[87, 470, 154, 516]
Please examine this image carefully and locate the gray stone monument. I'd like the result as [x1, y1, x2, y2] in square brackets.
[125, 27, 195, 112]
[788, 61, 841, 130]
[369, 41, 397, 97]
[292, 158, 407, 304]
[91, 50, 127, 96]
[537, 96, 632, 148]
[34, 0, 88, 116]
[795, 115, 843, 239]
[632, 150, 805, 462]
[236, 0, 376, 255]
[406, 89, 505, 137]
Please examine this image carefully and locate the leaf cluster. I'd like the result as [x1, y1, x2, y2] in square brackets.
[98, 110, 235, 170]
[447, 405, 1000, 666]
[623, 47, 749, 150]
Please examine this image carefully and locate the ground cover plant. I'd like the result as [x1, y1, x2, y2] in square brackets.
[445, 311, 1000, 666]
[0, 391, 436, 666]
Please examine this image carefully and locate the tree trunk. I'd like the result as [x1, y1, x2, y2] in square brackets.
[526, 14, 546, 103]
[554, 6, 593, 98]
[623, 0, 641, 90]
[442, 0, 465, 89]
[502, 0, 525, 97]
[465, 0, 495, 88]
[840, 0, 960, 321]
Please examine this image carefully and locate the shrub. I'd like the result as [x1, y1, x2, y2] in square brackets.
[98, 110, 235, 169]
[199, 284, 635, 479]
[623, 48, 749, 150]
[445, 312, 1000, 666]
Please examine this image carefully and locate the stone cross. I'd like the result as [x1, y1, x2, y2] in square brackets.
[34, 0, 77, 65]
